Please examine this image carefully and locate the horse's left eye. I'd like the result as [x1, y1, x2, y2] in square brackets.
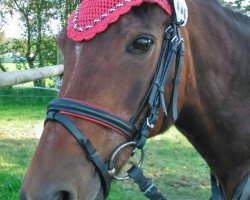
[129, 36, 154, 54]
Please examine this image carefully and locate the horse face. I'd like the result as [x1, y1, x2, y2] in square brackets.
[20, 4, 170, 200]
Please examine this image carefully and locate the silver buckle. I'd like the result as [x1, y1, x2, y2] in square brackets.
[147, 118, 155, 129]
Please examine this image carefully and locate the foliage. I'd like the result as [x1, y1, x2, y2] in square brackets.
[55, 0, 79, 27]
[0, 0, 79, 84]
[219, 0, 250, 15]
[0, 4, 7, 31]
[0, 9, 7, 71]
[1, 0, 55, 85]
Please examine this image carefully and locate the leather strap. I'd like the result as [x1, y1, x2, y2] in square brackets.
[128, 165, 166, 200]
[45, 111, 111, 197]
[233, 173, 250, 200]
[210, 173, 250, 200]
[48, 98, 137, 140]
[238, 175, 250, 200]
[209, 175, 226, 200]
[171, 30, 185, 121]
[134, 23, 181, 150]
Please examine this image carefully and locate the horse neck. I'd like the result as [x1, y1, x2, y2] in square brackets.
[176, 0, 250, 198]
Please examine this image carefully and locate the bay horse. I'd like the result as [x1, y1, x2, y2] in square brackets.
[20, 0, 250, 199]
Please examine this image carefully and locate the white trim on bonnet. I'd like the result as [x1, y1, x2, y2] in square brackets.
[73, 0, 132, 32]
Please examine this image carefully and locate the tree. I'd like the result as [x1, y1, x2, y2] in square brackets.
[1, 0, 55, 85]
[0, 5, 7, 72]
[219, 0, 250, 15]
[1, 0, 79, 85]
[0, 35, 9, 72]
[56, 0, 79, 27]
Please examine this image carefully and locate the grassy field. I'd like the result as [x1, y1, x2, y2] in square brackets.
[0, 88, 211, 200]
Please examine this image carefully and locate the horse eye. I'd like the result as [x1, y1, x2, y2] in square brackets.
[129, 36, 154, 54]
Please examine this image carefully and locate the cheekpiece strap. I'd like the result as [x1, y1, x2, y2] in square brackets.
[45, 111, 111, 197]
[133, 21, 184, 150]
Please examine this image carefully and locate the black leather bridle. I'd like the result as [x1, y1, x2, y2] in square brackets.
[45, 15, 185, 200]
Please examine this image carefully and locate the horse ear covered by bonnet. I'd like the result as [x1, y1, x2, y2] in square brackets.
[67, 0, 172, 41]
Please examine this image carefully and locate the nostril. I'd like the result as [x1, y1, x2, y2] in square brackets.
[60, 191, 70, 200]
[57, 191, 75, 200]
[19, 190, 75, 200]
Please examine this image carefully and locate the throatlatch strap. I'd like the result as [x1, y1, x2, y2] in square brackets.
[171, 30, 185, 121]
[128, 165, 166, 200]
[45, 111, 111, 198]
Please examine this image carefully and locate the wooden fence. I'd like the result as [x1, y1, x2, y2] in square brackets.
[0, 65, 64, 87]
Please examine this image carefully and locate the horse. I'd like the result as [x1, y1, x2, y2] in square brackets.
[19, 0, 250, 199]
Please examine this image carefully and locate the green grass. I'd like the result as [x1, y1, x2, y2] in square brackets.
[0, 89, 54, 199]
[108, 130, 210, 200]
[0, 87, 56, 130]
[0, 138, 39, 200]
[0, 88, 211, 200]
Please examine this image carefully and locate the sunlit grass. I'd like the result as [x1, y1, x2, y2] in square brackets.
[108, 130, 210, 200]
[0, 138, 39, 200]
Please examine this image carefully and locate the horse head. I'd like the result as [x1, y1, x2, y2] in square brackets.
[20, 3, 177, 199]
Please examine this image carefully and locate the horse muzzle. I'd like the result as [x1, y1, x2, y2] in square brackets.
[19, 128, 105, 200]
[20, 170, 104, 200]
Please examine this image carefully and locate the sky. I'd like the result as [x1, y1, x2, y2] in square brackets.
[3, 13, 60, 39]
[4, 14, 23, 38]
[2, 0, 249, 39]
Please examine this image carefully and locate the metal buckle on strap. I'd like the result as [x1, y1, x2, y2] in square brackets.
[144, 184, 155, 195]
[171, 35, 179, 43]
[178, 38, 184, 46]
[147, 118, 155, 129]
[165, 26, 173, 34]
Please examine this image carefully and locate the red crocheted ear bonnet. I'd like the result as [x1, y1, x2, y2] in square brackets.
[67, 0, 172, 42]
